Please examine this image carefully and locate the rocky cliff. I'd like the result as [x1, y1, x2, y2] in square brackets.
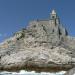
[0, 10, 75, 72]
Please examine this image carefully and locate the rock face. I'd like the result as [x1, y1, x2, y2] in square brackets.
[0, 10, 75, 72]
[65, 68, 75, 75]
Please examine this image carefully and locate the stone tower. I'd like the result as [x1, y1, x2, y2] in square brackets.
[50, 9, 57, 19]
[50, 9, 60, 26]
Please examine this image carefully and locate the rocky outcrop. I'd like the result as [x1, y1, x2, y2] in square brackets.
[65, 68, 75, 75]
[0, 10, 75, 72]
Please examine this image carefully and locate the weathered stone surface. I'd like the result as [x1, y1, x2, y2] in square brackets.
[0, 10, 75, 72]
[65, 68, 75, 75]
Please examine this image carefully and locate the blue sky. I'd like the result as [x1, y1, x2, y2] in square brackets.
[0, 0, 75, 42]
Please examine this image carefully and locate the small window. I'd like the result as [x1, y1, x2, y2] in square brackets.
[52, 16, 55, 19]
[52, 29, 54, 32]
[33, 25, 36, 28]
[59, 29, 62, 35]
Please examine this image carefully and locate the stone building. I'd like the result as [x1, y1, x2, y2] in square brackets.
[27, 10, 68, 46]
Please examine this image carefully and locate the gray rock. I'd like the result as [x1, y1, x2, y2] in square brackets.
[65, 68, 75, 75]
[0, 10, 74, 72]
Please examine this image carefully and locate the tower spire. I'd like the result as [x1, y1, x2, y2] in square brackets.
[50, 9, 57, 19]
[51, 9, 56, 15]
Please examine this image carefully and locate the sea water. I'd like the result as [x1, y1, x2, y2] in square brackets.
[0, 70, 66, 75]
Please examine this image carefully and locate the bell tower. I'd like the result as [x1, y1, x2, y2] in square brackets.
[51, 10, 57, 19]
[50, 10, 60, 25]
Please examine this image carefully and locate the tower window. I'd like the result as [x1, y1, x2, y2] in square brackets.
[59, 29, 62, 35]
[52, 16, 55, 19]
[33, 25, 36, 28]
